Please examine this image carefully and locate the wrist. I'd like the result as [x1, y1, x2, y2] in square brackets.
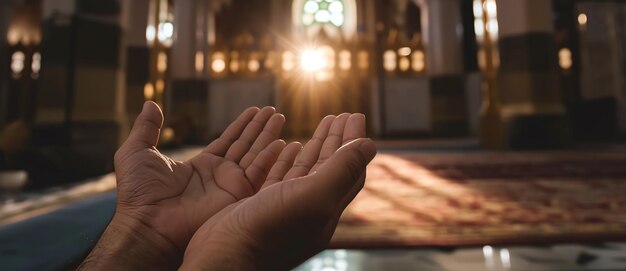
[180, 237, 259, 271]
[78, 213, 182, 270]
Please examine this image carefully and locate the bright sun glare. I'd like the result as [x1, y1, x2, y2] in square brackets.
[300, 49, 326, 72]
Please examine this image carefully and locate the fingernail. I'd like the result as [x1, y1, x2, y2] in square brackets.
[353, 113, 366, 120]
[354, 114, 366, 126]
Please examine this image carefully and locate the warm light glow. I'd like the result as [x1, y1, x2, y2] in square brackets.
[411, 50, 425, 72]
[211, 52, 226, 73]
[399, 57, 410, 72]
[339, 50, 351, 70]
[301, 49, 325, 72]
[493, 49, 500, 68]
[473, 0, 499, 41]
[478, 49, 486, 69]
[230, 61, 240, 73]
[578, 13, 588, 26]
[316, 71, 333, 81]
[158, 21, 174, 44]
[212, 59, 226, 73]
[473, 0, 483, 18]
[31, 52, 41, 78]
[320, 46, 336, 70]
[7, 27, 20, 46]
[11, 51, 25, 76]
[249, 59, 260, 72]
[559, 48, 573, 70]
[484, 0, 497, 18]
[7, 26, 41, 46]
[474, 19, 485, 38]
[155, 80, 165, 94]
[398, 47, 411, 57]
[161, 127, 175, 142]
[157, 52, 168, 73]
[144, 83, 155, 100]
[300, 47, 335, 80]
[146, 25, 156, 44]
[230, 52, 240, 73]
[195, 51, 204, 73]
[358, 50, 369, 70]
[487, 20, 499, 34]
[383, 50, 396, 72]
[265, 52, 276, 69]
[282, 51, 296, 71]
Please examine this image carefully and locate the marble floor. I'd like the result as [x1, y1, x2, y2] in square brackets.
[295, 244, 626, 271]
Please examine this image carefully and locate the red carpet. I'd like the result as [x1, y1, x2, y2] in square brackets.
[331, 151, 626, 248]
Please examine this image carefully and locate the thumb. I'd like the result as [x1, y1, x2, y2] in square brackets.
[309, 138, 377, 204]
[121, 101, 163, 153]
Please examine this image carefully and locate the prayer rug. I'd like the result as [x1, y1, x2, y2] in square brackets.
[332, 151, 626, 248]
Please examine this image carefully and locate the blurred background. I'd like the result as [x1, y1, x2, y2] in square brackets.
[0, 0, 625, 270]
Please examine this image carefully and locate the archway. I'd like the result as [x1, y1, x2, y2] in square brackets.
[279, 0, 363, 137]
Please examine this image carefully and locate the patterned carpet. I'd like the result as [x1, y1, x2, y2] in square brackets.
[331, 151, 626, 248]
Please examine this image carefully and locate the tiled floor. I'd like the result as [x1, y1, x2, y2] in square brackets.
[295, 244, 626, 271]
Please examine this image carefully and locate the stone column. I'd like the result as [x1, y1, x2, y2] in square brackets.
[122, 0, 151, 124]
[37, 0, 126, 147]
[0, 1, 14, 128]
[419, 0, 469, 136]
[496, 0, 571, 148]
[36, 0, 74, 126]
[169, 0, 211, 141]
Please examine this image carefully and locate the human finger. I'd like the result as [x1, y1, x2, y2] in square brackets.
[283, 115, 335, 180]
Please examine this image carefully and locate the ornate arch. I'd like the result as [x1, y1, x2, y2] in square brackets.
[291, 0, 357, 41]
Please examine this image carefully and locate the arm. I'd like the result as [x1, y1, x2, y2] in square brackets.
[77, 214, 181, 271]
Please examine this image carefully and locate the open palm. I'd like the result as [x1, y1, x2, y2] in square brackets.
[181, 113, 377, 271]
[114, 102, 287, 253]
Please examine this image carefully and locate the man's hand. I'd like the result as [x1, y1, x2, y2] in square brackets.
[180, 113, 377, 271]
[79, 102, 286, 270]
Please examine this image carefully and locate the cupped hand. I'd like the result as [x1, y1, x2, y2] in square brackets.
[181, 113, 377, 271]
[82, 102, 287, 269]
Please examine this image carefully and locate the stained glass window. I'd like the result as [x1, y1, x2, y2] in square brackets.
[302, 0, 345, 27]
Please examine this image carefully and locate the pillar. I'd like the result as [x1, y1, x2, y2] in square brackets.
[420, 0, 469, 136]
[122, 0, 151, 126]
[496, 0, 571, 148]
[0, 1, 15, 128]
[37, 0, 126, 147]
[169, 0, 212, 141]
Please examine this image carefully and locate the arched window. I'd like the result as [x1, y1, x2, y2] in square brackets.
[293, 0, 357, 40]
[302, 0, 345, 27]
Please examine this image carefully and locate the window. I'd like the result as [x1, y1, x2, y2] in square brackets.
[383, 50, 396, 72]
[339, 50, 351, 71]
[31, 52, 41, 78]
[11, 51, 25, 78]
[302, 0, 345, 27]
[211, 52, 226, 73]
[411, 50, 425, 72]
[293, 0, 356, 40]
